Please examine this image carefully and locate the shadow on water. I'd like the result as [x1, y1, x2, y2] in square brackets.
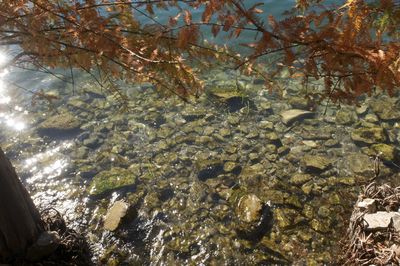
[37, 128, 82, 139]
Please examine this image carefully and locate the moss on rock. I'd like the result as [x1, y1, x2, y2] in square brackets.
[88, 167, 136, 196]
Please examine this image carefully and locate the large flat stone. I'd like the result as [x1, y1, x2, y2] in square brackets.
[301, 155, 333, 172]
[280, 109, 314, 125]
[351, 127, 387, 145]
[363, 211, 400, 231]
[104, 200, 129, 231]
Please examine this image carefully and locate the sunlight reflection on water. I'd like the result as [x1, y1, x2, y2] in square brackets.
[0, 75, 11, 104]
[24, 141, 72, 184]
[0, 50, 85, 225]
[0, 51, 28, 132]
[0, 50, 7, 67]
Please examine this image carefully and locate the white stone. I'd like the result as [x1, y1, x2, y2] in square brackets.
[392, 213, 400, 232]
[363, 211, 400, 231]
[356, 105, 368, 115]
[356, 198, 376, 213]
[280, 109, 314, 125]
[104, 200, 129, 231]
[302, 140, 318, 148]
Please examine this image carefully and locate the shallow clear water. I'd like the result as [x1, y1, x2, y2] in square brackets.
[0, 2, 399, 265]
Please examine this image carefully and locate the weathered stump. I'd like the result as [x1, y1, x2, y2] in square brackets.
[0, 147, 43, 261]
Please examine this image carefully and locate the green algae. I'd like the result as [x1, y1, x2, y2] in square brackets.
[88, 167, 137, 196]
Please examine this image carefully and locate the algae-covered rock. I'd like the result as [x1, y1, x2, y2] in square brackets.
[246, 130, 259, 139]
[219, 128, 231, 137]
[302, 204, 315, 219]
[288, 96, 311, 110]
[317, 206, 331, 218]
[223, 161, 241, 173]
[310, 218, 331, 233]
[258, 101, 273, 112]
[261, 189, 287, 205]
[207, 85, 246, 100]
[290, 173, 313, 185]
[274, 208, 301, 229]
[301, 155, 333, 172]
[37, 112, 80, 135]
[365, 114, 379, 123]
[351, 127, 387, 145]
[370, 143, 399, 163]
[189, 181, 209, 203]
[285, 194, 302, 208]
[227, 115, 240, 125]
[88, 167, 136, 196]
[370, 98, 400, 121]
[299, 125, 334, 140]
[67, 98, 87, 109]
[265, 132, 280, 142]
[346, 153, 375, 178]
[259, 120, 274, 130]
[335, 108, 357, 125]
[301, 182, 315, 195]
[324, 139, 340, 148]
[239, 164, 265, 187]
[207, 84, 253, 112]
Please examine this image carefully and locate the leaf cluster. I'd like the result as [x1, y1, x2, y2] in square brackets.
[0, 0, 399, 104]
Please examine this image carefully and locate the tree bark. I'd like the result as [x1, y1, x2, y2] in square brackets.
[0, 147, 43, 261]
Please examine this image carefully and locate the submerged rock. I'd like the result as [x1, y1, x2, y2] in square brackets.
[370, 143, 400, 163]
[274, 208, 301, 229]
[356, 104, 369, 115]
[288, 96, 311, 110]
[223, 161, 241, 174]
[237, 194, 263, 223]
[299, 125, 334, 140]
[310, 218, 331, 233]
[206, 84, 253, 112]
[236, 194, 272, 239]
[88, 167, 137, 196]
[280, 109, 314, 125]
[189, 181, 209, 203]
[335, 108, 357, 125]
[26, 231, 60, 262]
[290, 173, 313, 185]
[103, 200, 129, 231]
[196, 160, 224, 181]
[265, 131, 281, 143]
[207, 84, 246, 99]
[346, 153, 375, 178]
[301, 155, 333, 172]
[370, 99, 400, 121]
[83, 134, 104, 149]
[365, 113, 379, 123]
[351, 127, 387, 145]
[37, 112, 81, 136]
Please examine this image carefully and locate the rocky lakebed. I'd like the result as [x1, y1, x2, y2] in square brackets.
[1, 69, 400, 265]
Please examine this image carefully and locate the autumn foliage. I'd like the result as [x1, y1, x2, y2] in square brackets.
[0, 0, 399, 103]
